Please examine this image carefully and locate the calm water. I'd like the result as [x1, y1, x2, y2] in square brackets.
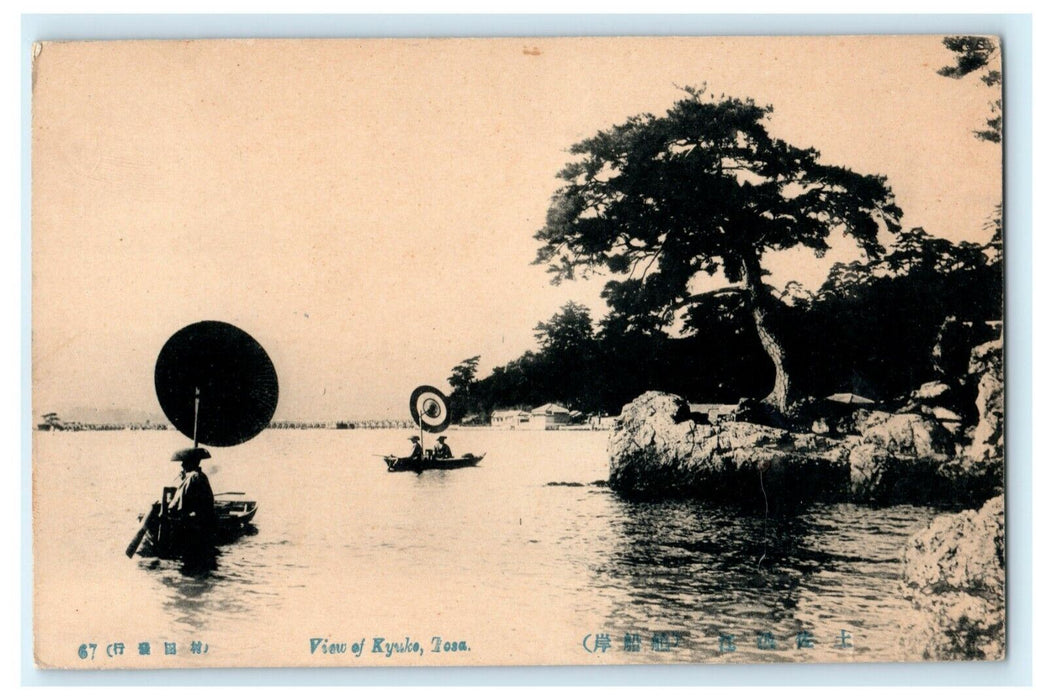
[34, 429, 940, 667]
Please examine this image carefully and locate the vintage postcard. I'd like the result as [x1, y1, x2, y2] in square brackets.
[32, 36, 1004, 669]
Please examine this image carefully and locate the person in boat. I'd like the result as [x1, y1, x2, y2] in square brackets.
[433, 436, 453, 459]
[402, 436, 423, 461]
[167, 447, 217, 549]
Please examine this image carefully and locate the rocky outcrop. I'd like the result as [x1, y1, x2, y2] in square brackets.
[608, 392, 850, 504]
[609, 391, 1001, 506]
[854, 410, 955, 458]
[966, 340, 1003, 462]
[902, 496, 1005, 660]
[846, 409, 980, 504]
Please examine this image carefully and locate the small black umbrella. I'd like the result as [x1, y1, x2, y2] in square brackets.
[409, 385, 451, 434]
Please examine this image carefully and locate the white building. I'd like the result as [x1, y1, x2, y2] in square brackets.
[525, 403, 572, 430]
[491, 404, 573, 430]
[491, 409, 529, 429]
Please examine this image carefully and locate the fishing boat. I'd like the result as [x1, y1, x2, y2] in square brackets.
[213, 492, 259, 533]
[383, 453, 485, 473]
[383, 385, 485, 473]
[125, 320, 278, 562]
[133, 489, 259, 558]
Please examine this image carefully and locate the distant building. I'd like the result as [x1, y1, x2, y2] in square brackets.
[490, 404, 573, 430]
[525, 403, 572, 430]
[491, 409, 530, 429]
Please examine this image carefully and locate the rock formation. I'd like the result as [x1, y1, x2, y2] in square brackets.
[608, 391, 1000, 506]
[966, 339, 1004, 462]
[606, 375, 1006, 660]
[607, 392, 850, 504]
[901, 495, 1005, 660]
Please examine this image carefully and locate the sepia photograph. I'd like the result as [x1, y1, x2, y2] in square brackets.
[31, 34, 1004, 669]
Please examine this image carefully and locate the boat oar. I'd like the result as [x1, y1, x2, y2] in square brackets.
[125, 502, 160, 558]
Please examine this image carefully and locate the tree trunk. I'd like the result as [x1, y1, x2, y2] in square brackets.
[739, 251, 794, 411]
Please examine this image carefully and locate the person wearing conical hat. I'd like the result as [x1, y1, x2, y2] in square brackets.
[433, 435, 453, 459]
[167, 447, 217, 552]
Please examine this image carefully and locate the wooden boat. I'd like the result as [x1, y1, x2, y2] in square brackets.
[130, 489, 258, 559]
[383, 453, 485, 473]
[384, 386, 483, 473]
[126, 322, 276, 562]
[212, 492, 260, 536]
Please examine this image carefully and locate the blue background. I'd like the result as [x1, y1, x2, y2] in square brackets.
[20, 13, 1033, 687]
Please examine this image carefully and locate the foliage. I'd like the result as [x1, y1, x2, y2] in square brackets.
[938, 36, 1001, 143]
[534, 301, 596, 356]
[533, 86, 901, 408]
[938, 36, 1000, 83]
[449, 85, 1002, 422]
[448, 355, 481, 395]
[784, 229, 1001, 400]
[449, 303, 602, 418]
[452, 229, 1000, 421]
[446, 355, 481, 421]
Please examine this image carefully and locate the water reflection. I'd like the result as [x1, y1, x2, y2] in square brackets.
[603, 500, 815, 614]
[160, 567, 220, 628]
[590, 494, 938, 661]
[137, 524, 269, 632]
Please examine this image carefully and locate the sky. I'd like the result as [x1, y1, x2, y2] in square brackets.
[32, 36, 1001, 420]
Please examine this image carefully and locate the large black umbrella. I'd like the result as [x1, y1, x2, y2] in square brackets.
[154, 321, 279, 447]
